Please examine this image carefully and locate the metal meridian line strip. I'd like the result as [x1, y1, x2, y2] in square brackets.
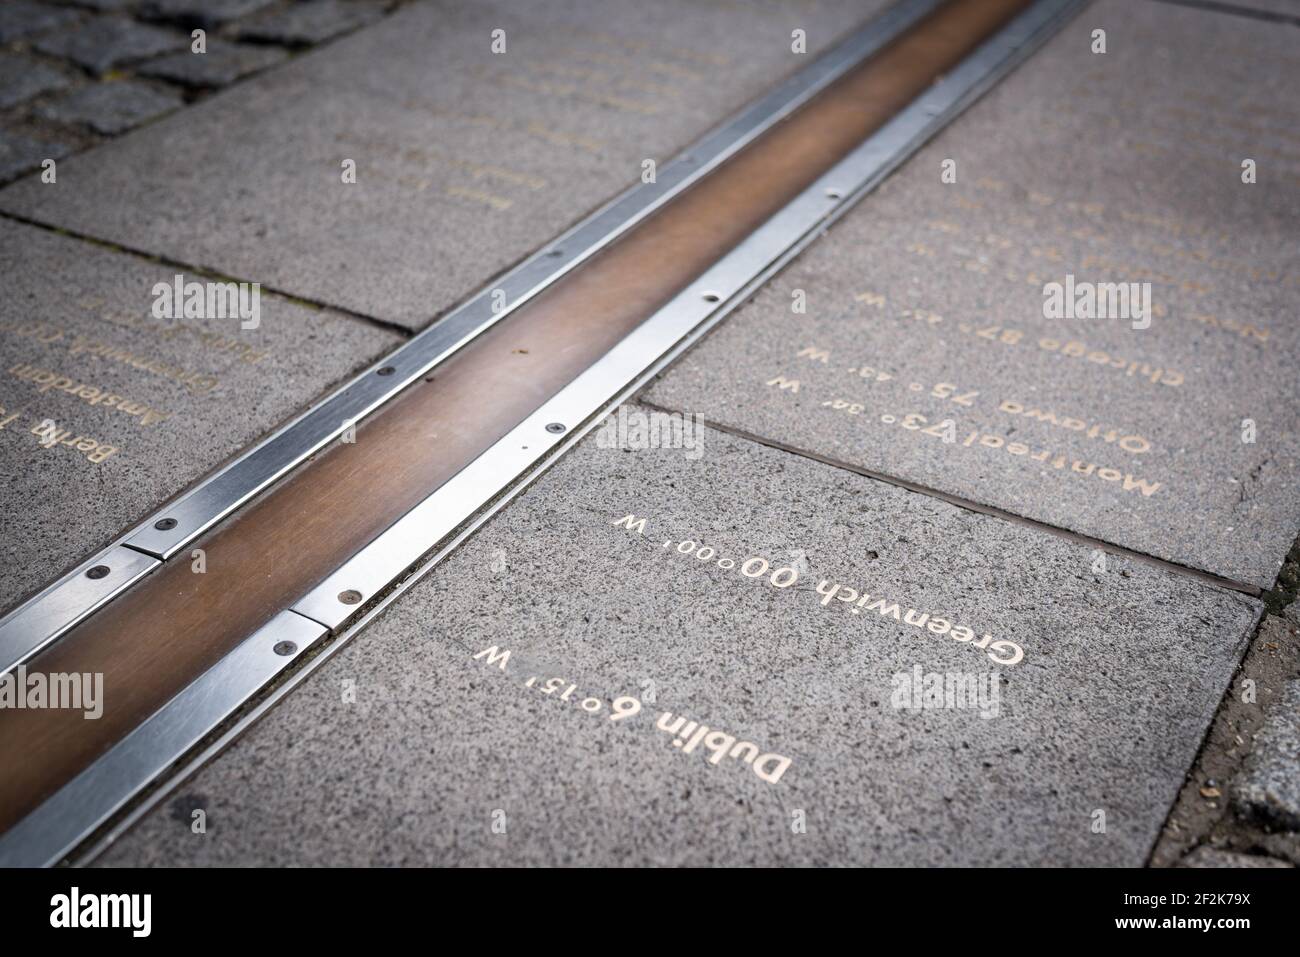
[0, 0, 949, 679]
[0, 547, 156, 677]
[0, 612, 326, 867]
[293, 0, 1084, 632]
[0, 0, 1084, 865]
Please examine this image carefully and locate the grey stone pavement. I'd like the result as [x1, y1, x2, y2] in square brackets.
[647, 0, 1300, 589]
[0, 0, 1295, 866]
[0, 0, 884, 605]
[0, 0, 884, 328]
[96, 410, 1260, 866]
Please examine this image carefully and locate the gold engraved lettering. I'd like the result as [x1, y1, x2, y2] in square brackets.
[7, 362, 173, 426]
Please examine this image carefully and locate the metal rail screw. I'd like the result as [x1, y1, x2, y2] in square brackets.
[273, 641, 297, 657]
[86, 565, 110, 580]
[338, 589, 363, 605]
[154, 518, 178, 531]
[545, 422, 566, 434]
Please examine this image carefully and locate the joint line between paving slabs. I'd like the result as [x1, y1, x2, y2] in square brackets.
[639, 398, 1265, 599]
[1146, 0, 1300, 26]
[0, 208, 416, 340]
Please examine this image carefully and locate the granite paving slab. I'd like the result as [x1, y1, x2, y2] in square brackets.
[0, 2, 81, 44]
[0, 129, 71, 183]
[0, 0, 884, 330]
[646, 0, 1300, 589]
[137, 41, 289, 88]
[0, 219, 400, 614]
[233, 0, 385, 46]
[30, 15, 188, 75]
[96, 407, 1260, 866]
[142, 0, 280, 29]
[0, 55, 72, 111]
[35, 80, 183, 135]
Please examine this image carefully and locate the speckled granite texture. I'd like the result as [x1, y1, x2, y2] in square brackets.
[96, 410, 1260, 866]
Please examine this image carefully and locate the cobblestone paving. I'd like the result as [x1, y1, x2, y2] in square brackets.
[0, 0, 410, 184]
